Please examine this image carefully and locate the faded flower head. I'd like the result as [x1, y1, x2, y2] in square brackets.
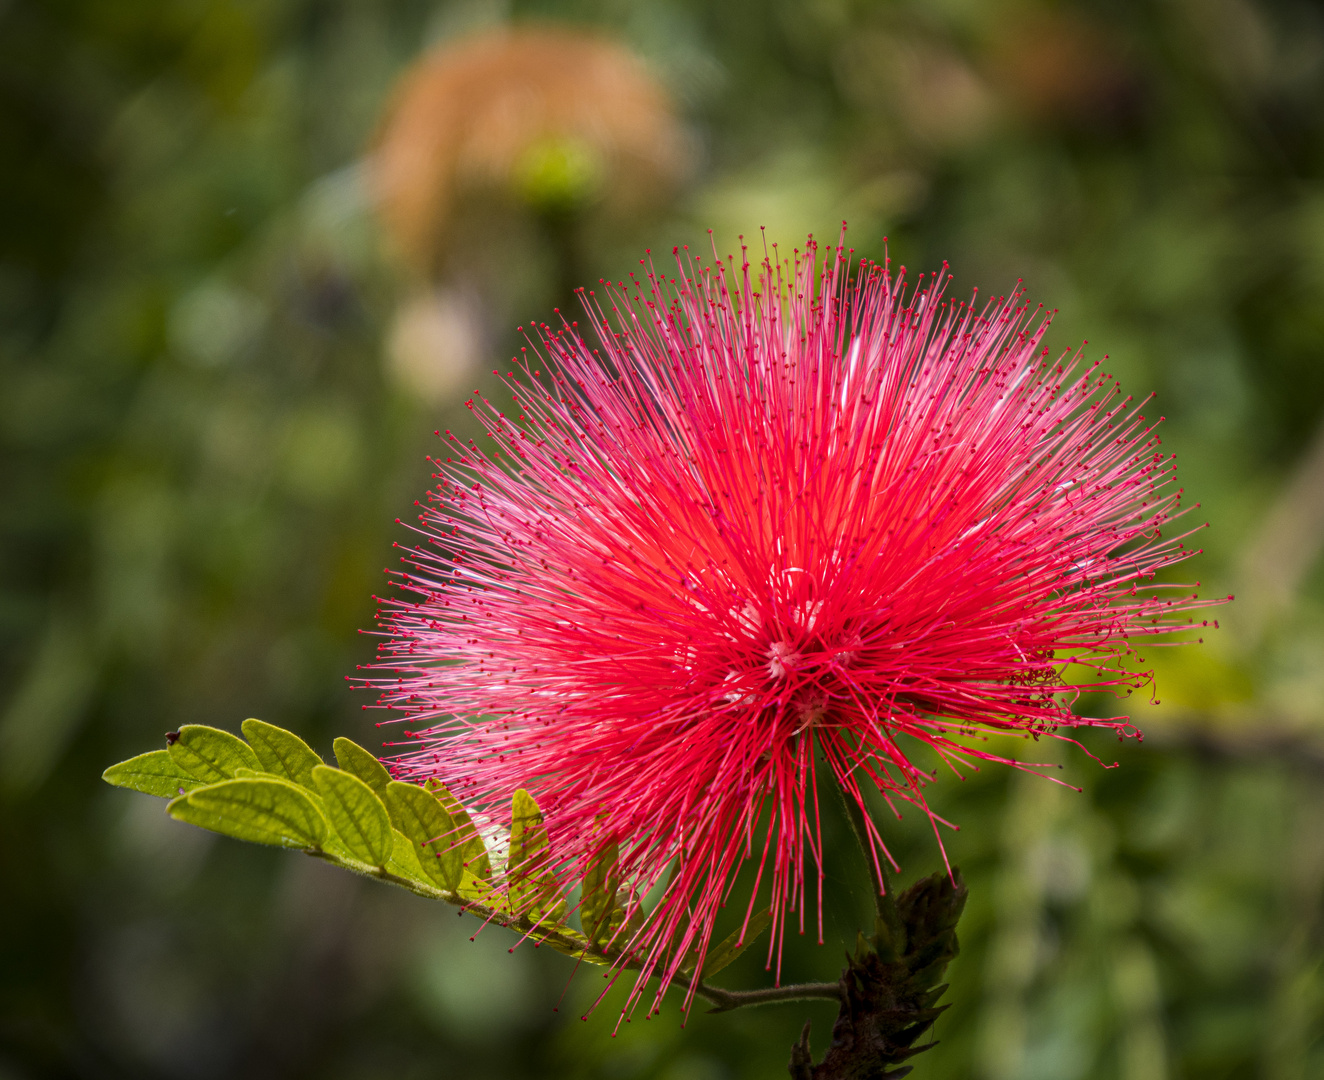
[369, 233, 1217, 1013]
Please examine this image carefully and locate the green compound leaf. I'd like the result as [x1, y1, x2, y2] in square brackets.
[332, 737, 392, 796]
[580, 840, 620, 946]
[103, 730, 672, 978]
[242, 719, 323, 788]
[102, 750, 204, 799]
[425, 778, 491, 880]
[313, 765, 391, 868]
[692, 907, 773, 979]
[167, 777, 329, 849]
[387, 827, 432, 885]
[384, 780, 462, 893]
[167, 724, 262, 783]
[509, 788, 566, 924]
[458, 867, 504, 905]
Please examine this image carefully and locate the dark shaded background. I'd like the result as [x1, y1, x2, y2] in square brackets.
[3, 1, 1323, 1077]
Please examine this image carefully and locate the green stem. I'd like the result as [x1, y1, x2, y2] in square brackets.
[681, 975, 843, 1013]
[834, 779, 891, 920]
[310, 849, 610, 963]
[314, 847, 842, 1014]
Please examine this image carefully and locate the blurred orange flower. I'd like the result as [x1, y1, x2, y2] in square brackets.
[371, 26, 688, 272]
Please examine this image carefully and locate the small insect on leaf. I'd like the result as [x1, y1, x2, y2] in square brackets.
[167, 725, 262, 783]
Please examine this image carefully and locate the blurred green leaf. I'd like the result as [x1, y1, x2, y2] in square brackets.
[617, 884, 647, 942]
[692, 907, 772, 979]
[425, 777, 491, 880]
[313, 764, 391, 867]
[542, 925, 605, 963]
[510, 788, 566, 924]
[242, 718, 323, 788]
[101, 749, 203, 798]
[333, 736, 392, 796]
[166, 724, 262, 782]
[167, 777, 329, 849]
[1, 610, 97, 798]
[384, 780, 462, 892]
[580, 840, 620, 946]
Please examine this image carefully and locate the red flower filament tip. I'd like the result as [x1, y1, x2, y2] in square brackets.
[367, 232, 1219, 1017]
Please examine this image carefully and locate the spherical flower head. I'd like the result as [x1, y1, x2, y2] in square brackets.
[369, 233, 1219, 1015]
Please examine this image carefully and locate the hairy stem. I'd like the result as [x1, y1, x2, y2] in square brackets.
[688, 978, 844, 1013]
[313, 848, 842, 1014]
[318, 841, 850, 1017]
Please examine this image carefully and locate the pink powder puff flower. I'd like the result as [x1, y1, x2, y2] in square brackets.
[368, 232, 1220, 1017]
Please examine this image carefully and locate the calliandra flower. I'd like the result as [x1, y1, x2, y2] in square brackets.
[368, 232, 1220, 1017]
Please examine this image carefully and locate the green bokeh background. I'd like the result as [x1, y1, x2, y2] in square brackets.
[3, 1, 1323, 1077]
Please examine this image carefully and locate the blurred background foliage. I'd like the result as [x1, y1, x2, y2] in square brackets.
[2, 0, 1324, 1077]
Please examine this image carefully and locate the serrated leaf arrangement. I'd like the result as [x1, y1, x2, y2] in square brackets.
[102, 721, 773, 987]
